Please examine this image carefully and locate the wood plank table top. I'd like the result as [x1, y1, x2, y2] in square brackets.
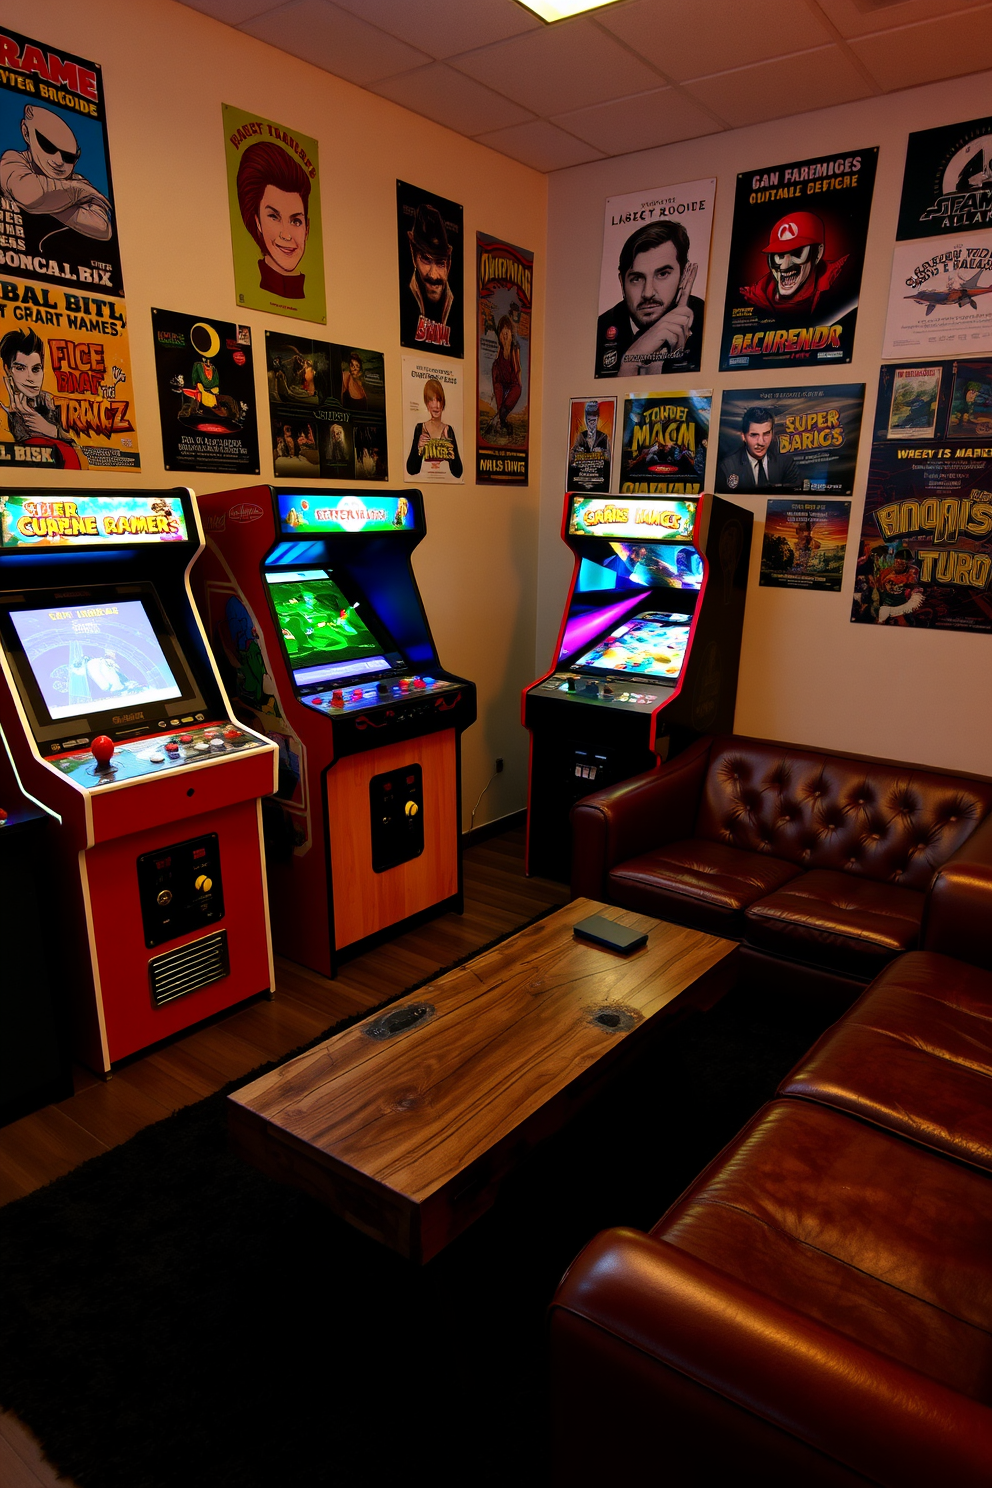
[228, 899, 739, 1261]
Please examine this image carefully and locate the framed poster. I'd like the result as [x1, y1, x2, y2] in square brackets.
[397, 180, 463, 358]
[896, 115, 992, 240]
[266, 332, 387, 481]
[152, 309, 258, 475]
[715, 384, 864, 496]
[402, 355, 463, 484]
[619, 392, 710, 495]
[883, 234, 992, 359]
[760, 499, 850, 591]
[566, 396, 616, 494]
[476, 232, 532, 484]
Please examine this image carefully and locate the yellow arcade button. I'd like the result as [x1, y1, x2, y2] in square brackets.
[195, 874, 213, 893]
[404, 800, 419, 817]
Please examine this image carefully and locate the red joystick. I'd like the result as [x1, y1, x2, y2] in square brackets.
[91, 735, 116, 769]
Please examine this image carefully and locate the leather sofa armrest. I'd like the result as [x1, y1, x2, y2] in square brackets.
[550, 1228, 992, 1488]
[922, 811, 992, 970]
[569, 736, 711, 901]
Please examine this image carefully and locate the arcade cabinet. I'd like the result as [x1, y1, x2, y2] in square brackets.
[523, 493, 752, 881]
[0, 488, 278, 1076]
[192, 486, 476, 976]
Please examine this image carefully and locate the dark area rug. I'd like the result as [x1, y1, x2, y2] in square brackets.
[0, 930, 839, 1488]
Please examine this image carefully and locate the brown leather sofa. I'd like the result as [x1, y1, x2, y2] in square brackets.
[571, 733, 992, 999]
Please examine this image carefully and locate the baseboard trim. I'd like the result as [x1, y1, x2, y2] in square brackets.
[462, 808, 526, 849]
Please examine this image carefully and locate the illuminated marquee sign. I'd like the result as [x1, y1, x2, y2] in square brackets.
[568, 496, 697, 542]
[0, 495, 188, 547]
[278, 493, 416, 535]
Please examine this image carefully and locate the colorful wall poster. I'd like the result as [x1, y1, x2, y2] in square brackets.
[595, 178, 714, 380]
[0, 27, 122, 297]
[476, 232, 532, 484]
[618, 391, 710, 495]
[720, 148, 877, 372]
[715, 384, 864, 496]
[852, 358, 992, 631]
[883, 234, 992, 359]
[223, 103, 325, 323]
[0, 273, 137, 468]
[397, 180, 463, 358]
[266, 332, 387, 482]
[896, 115, 992, 240]
[760, 498, 850, 591]
[566, 396, 616, 493]
[402, 354, 463, 484]
[152, 309, 258, 476]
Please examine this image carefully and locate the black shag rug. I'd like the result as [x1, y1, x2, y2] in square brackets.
[0, 917, 838, 1488]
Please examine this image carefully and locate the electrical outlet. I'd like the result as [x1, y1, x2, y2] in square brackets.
[495, 757, 504, 773]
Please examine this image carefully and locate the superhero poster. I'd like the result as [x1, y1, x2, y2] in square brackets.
[566, 396, 616, 494]
[595, 178, 714, 380]
[760, 499, 851, 592]
[152, 309, 258, 476]
[618, 392, 710, 495]
[720, 147, 878, 372]
[851, 358, 992, 632]
[266, 331, 387, 482]
[715, 384, 864, 497]
[882, 233, 992, 359]
[0, 27, 122, 297]
[0, 273, 138, 469]
[402, 355, 463, 485]
[896, 115, 992, 240]
[476, 232, 532, 484]
[397, 180, 463, 358]
[222, 103, 325, 324]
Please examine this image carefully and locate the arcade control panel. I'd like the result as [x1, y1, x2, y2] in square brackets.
[48, 722, 267, 785]
[301, 674, 459, 717]
[533, 672, 675, 714]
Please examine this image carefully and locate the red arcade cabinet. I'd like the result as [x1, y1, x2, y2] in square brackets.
[192, 486, 476, 976]
[523, 493, 752, 881]
[0, 488, 278, 1075]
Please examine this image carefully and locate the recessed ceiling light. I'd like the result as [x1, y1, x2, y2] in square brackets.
[514, 0, 625, 22]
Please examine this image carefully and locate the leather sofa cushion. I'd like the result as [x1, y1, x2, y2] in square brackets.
[744, 869, 923, 977]
[653, 1099, 992, 1400]
[608, 839, 801, 936]
[781, 951, 992, 1171]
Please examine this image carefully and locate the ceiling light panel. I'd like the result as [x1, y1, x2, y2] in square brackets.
[515, 0, 625, 21]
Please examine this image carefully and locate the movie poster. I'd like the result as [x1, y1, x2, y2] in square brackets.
[266, 331, 387, 481]
[595, 178, 714, 380]
[720, 147, 878, 372]
[151, 309, 258, 475]
[402, 354, 463, 485]
[222, 103, 325, 324]
[0, 27, 122, 297]
[619, 391, 710, 495]
[883, 234, 992, 359]
[760, 498, 851, 591]
[896, 115, 992, 240]
[715, 384, 864, 496]
[397, 180, 463, 358]
[566, 396, 616, 493]
[852, 358, 992, 632]
[476, 232, 532, 484]
[0, 273, 137, 469]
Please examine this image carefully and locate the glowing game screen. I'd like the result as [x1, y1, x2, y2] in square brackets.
[266, 569, 390, 683]
[9, 600, 184, 721]
[573, 612, 691, 679]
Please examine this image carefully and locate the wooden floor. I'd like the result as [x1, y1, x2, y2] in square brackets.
[0, 825, 564, 1487]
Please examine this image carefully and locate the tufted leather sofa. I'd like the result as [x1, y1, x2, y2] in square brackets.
[571, 733, 992, 997]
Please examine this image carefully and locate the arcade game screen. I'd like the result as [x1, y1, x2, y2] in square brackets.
[573, 612, 691, 680]
[9, 600, 184, 721]
[577, 541, 703, 593]
[266, 569, 389, 683]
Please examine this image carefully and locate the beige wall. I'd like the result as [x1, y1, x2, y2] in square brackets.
[0, 0, 547, 827]
[540, 69, 992, 776]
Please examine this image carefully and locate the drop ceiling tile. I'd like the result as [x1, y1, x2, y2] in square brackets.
[240, 0, 432, 85]
[683, 44, 873, 128]
[848, 6, 992, 89]
[371, 63, 535, 134]
[814, 0, 989, 40]
[449, 20, 665, 116]
[330, 0, 541, 59]
[597, 0, 834, 82]
[179, 0, 275, 22]
[553, 84, 722, 154]
[474, 119, 606, 172]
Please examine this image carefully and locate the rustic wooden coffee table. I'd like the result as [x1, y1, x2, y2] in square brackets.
[229, 899, 738, 1262]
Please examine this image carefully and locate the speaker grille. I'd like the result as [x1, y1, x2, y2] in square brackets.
[149, 931, 230, 1008]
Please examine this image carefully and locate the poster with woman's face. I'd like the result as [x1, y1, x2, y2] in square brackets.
[402, 355, 464, 485]
[223, 103, 326, 323]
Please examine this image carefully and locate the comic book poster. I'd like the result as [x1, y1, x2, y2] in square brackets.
[566, 396, 615, 494]
[760, 498, 850, 591]
[152, 309, 258, 475]
[0, 273, 137, 469]
[883, 233, 992, 359]
[0, 27, 122, 297]
[222, 103, 325, 324]
[476, 232, 532, 484]
[595, 179, 714, 380]
[851, 358, 992, 632]
[720, 147, 877, 372]
[397, 180, 463, 358]
[402, 354, 463, 485]
[266, 331, 387, 481]
[618, 391, 710, 495]
[715, 384, 864, 496]
[896, 115, 992, 240]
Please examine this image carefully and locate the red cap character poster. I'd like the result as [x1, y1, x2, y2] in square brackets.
[720, 148, 878, 372]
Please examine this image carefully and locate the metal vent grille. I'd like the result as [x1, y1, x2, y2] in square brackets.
[149, 931, 230, 1008]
